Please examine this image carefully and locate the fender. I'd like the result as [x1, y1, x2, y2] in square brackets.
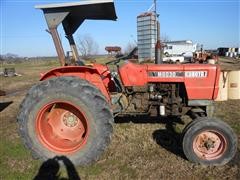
[40, 66, 111, 101]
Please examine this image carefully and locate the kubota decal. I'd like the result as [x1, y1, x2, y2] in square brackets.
[185, 71, 208, 78]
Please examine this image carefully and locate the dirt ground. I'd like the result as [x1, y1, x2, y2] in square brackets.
[0, 59, 239, 179]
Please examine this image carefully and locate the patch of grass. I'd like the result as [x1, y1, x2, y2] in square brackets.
[0, 171, 34, 180]
[81, 163, 104, 176]
[0, 60, 58, 92]
[232, 124, 240, 134]
[0, 139, 29, 159]
[0, 138, 40, 179]
[92, 56, 114, 64]
[119, 164, 137, 179]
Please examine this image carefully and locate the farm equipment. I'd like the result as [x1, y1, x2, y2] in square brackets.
[17, 0, 237, 166]
[193, 51, 219, 64]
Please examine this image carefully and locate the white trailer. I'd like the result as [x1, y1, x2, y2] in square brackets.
[163, 40, 199, 57]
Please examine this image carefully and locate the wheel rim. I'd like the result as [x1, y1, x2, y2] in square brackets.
[36, 101, 89, 154]
[193, 130, 227, 160]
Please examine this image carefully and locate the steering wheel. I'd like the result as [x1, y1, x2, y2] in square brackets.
[105, 54, 128, 65]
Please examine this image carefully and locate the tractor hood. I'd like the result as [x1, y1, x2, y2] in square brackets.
[35, 0, 117, 35]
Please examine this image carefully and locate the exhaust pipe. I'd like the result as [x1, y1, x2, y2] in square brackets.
[155, 19, 162, 64]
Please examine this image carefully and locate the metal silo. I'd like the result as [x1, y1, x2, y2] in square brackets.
[137, 12, 157, 62]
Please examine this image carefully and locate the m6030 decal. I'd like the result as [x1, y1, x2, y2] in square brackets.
[149, 71, 208, 78]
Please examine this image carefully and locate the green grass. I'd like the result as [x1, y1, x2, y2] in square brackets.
[232, 124, 240, 134]
[0, 138, 41, 179]
[0, 139, 28, 159]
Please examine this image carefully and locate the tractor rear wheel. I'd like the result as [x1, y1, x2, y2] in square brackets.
[18, 76, 113, 166]
[182, 118, 237, 165]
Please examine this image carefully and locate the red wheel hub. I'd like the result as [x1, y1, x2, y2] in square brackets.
[193, 130, 227, 160]
[36, 101, 89, 154]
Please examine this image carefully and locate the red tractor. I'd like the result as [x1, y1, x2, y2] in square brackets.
[18, 1, 237, 166]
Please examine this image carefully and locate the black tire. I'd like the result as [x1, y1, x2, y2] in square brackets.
[182, 118, 237, 166]
[164, 52, 169, 57]
[182, 117, 208, 136]
[17, 76, 113, 166]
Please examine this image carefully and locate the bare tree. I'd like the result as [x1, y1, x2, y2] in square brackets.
[161, 33, 171, 43]
[77, 34, 99, 59]
[0, 55, 3, 62]
[124, 42, 136, 54]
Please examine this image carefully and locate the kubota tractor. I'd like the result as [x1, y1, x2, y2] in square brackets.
[17, 0, 237, 166]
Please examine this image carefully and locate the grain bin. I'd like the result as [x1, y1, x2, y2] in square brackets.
[137, 12, 157, 62]
[215, 71, 229, 101]
[228, 71, 240, 99]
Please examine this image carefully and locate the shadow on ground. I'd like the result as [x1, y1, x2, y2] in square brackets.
[0, 101, 13, 112]
[152, 127, 186, 160]
[115, 115, 181, 124]
[115, 116, 186, 160]
[34, 156, 80, 180]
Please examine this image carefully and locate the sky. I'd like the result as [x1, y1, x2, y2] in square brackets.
[0, 0, 239, 57]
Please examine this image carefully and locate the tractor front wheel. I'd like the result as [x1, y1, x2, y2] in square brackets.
[18, 77, 113, 166]
[182, 118, 237, 165]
